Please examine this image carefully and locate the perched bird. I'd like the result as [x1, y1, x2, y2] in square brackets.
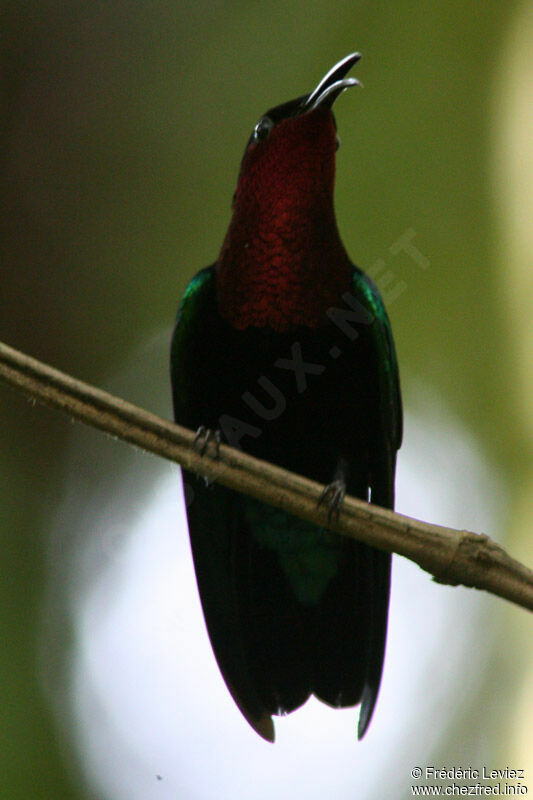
[170, 53, 402, 742]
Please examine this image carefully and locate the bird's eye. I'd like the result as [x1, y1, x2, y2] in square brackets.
[252, 116, 274, 143]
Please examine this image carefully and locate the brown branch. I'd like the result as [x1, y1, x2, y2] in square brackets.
[1, 339, 532, 613]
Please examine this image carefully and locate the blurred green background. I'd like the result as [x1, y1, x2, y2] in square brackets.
[1, 1, 533, 797]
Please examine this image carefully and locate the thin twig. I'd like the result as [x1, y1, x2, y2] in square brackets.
[1, 339, 532, 613]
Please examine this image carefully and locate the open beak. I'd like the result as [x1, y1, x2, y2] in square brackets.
[303, 52, 362, 111]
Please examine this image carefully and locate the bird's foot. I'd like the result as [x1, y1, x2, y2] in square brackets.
[318, 479, 346, 523]
[193, 426, 222, 485]
[194, 425, 222, 458]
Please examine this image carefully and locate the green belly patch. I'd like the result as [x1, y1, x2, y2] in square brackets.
[243, 498, 341, 604]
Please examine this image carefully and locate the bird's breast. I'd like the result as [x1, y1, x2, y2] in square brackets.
[216, 211, 352, 332]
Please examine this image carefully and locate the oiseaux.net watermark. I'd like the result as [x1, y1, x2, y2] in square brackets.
[410, 766, 528, 796]
[183, 227, 428, 505]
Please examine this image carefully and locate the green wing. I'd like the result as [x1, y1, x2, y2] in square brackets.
[348, 268, 402, 737]
[170, 265, 216, 425]
[170, 265, 276, 741]
[352, 268, 403, 454]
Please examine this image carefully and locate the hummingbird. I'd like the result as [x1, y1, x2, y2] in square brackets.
[170, 53, 402, 742]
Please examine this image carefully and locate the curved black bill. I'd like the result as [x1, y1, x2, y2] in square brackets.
[303, 52, 362, 111]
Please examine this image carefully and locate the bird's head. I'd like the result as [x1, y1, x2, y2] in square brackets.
[232, 53, 361, 218]
[217, 55, 361, 330]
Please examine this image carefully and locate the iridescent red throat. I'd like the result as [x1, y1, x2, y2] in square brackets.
[216, 110, 352, 332]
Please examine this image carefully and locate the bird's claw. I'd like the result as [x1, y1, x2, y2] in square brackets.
[194, 426, 222, 458]
[193, 427, 222, 486]
[318, 479, 346, 523]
